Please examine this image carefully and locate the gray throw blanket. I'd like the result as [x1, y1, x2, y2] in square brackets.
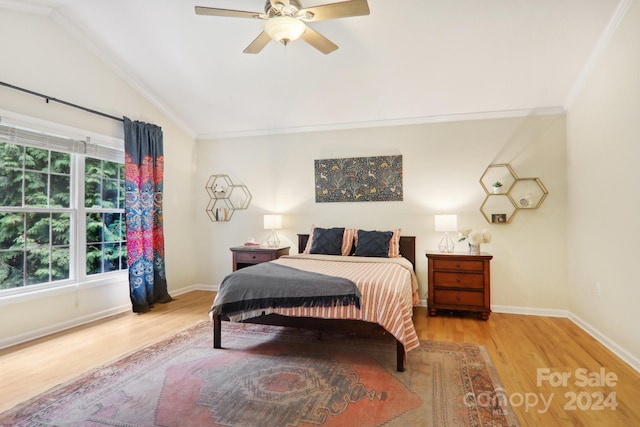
[211, 262, 361, 317]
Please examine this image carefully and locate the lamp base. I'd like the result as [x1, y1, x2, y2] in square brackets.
[266, 230, 280, 247]
[438, 232, 455, 253]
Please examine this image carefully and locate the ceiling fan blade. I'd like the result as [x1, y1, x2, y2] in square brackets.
[243, 32, 272, 54]
[300, 25, 338, 54]
[195, 6, 262, 19]
[299, 0, 369, 22]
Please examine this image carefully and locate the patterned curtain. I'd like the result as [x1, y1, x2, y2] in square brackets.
[124, 117, 172, 313]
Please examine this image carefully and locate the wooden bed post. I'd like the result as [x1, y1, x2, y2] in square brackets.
[213, 314, 222, 348]
[397, 341, 406, 372]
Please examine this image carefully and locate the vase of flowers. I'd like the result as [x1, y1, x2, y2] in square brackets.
[458, 226, 492, 255]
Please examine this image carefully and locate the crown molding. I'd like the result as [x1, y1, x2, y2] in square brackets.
[196, 107, 566, 141]
[564, 0, 634, 110]
[0, 0, 52, 15]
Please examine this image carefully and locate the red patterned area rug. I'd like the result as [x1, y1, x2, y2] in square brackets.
[0, 321, 520, 427]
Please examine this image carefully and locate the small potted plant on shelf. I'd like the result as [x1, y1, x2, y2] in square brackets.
[492, 181, 503, 194]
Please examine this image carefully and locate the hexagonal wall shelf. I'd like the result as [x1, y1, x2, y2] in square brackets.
[206, 174, 233, 199]
[205, 174, 251, 222]
[480, 194, 518, 223]
[508, 178, 548, 209]
[227, 184, 252, 210]
[206, 197, 234, 222]
[480, 163, 518, 195]
[479, 164, 548, 224]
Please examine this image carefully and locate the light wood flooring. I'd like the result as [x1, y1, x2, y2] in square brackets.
[1, 290, 638, 426]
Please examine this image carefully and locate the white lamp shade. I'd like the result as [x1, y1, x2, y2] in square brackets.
[263, 214, 282, 230]
[264, 16, 306, 43]
[434, 214, 458, 232]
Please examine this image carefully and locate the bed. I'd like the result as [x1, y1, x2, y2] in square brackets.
[211, 228, 419, 371]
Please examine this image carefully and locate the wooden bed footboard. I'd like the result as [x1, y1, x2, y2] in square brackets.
[212, 313, 406, 372]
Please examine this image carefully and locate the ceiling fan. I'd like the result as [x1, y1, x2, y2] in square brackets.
[195, 0, 370, 54]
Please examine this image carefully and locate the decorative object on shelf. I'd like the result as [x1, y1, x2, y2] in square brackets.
[510, 178, 548, 209]
[314, 155, 403, 203]
[458, 226, 491, 255]
[481, 194, 517, 223]
[480, 164, 517, 195]
[205, 174, 252, 222]
[264, 214, 282, 247]
[479, 163, 548, 224]
[434, 214, 457, 253]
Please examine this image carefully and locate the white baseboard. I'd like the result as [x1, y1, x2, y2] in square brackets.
[569, 312, 640, 373]
[0, 303, 131, 350]
[491, 304, 569, 318]
[171, 283, 217, 295]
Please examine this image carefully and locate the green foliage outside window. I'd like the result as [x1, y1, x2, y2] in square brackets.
[0, 140, 126, 291]
[84, 159, 127, 276]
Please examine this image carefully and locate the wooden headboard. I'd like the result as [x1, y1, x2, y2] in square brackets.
[297, 234, 416, 271]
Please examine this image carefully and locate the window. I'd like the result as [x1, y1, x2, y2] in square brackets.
[85, 158, 127, 275]
[0, 121, 125, 294]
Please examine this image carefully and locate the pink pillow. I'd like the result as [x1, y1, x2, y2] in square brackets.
[388, 228, 401, 258]
[342, 228, 356, 255]
[303, 225, 316, 254]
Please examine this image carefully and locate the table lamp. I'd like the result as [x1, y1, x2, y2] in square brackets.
[263, 214, 282, 247]
[434, 214, 457, 253]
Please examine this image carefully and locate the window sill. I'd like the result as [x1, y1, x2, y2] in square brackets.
[0, 272, 128, 307]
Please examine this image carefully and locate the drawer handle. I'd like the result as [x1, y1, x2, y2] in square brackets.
[456, 263, 461, 268]
[252, 255, 256, 259]
[456, 296, 461, 301]
[456, 278, 461, 283]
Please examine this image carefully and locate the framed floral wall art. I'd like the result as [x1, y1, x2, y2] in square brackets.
[314, 155, 403, 203]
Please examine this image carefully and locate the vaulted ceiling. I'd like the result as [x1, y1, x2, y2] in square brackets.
[2, 0, 623, 138]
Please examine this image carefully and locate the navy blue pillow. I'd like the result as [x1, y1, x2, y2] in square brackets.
[310, 227, 345, 255]
[354, 230, 392, 258]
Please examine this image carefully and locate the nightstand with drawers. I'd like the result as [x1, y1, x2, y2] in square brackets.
[426, 252, 493, 320]
[230, 246, 290, 271]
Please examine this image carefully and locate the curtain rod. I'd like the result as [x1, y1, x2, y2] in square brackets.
[0, 81, 124, 123]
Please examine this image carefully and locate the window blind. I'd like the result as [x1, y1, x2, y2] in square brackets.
[0, 123, 124, 163]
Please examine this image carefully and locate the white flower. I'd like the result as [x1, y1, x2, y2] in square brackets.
[458, 226, 472, 241]
[468, 231, 483, 245]
[458, 226, 491, 244]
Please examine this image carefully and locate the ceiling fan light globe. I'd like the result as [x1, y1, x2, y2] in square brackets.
[264, 16, 305, 44]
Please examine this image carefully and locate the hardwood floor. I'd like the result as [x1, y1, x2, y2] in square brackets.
[415, 310, 640, 427]
[1, 290, 638, 426]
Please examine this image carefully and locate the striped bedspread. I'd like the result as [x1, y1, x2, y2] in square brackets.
[265, 254, 420, 353]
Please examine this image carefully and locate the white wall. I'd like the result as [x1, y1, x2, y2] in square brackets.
[0, 9, 197, 346]
[567, 0, 640, 366]
[195, 114, 568, 312]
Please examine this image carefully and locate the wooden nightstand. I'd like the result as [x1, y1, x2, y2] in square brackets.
[426, 252, 493, 320]
[230, 246, 290, 271]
